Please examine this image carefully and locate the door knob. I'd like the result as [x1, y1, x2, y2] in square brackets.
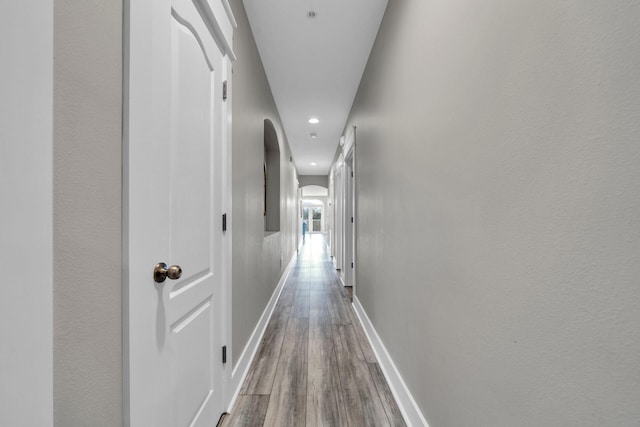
[153, 262, 182, 283]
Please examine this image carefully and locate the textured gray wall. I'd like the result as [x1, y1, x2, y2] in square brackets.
[53, 0, 123, 425]
[346, 1, 640, 425]
[230, 0, 299, 365]
[299, 175, 329, 188]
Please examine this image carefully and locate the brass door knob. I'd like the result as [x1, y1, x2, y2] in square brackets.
[154, 262, 182, 283]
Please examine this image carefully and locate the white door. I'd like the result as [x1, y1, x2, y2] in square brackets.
[125, 0, 232, 425]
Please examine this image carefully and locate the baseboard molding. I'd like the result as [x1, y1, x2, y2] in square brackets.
[352, 296, 429, 427]
[226, 252, 297, 412]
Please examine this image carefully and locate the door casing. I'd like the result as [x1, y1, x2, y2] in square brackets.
[343, 127, 356, 290]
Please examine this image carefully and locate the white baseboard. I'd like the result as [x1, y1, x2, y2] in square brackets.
[352, 296, 429, 427]
[226, 252, 297, 412]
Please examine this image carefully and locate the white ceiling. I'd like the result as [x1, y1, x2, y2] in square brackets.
[243, 0, 388, 176]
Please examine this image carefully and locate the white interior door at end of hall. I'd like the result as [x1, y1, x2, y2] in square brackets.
[127, 0, 226, 425]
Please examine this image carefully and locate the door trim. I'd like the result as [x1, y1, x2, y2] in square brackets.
[193, 0, 237, 60]
[343, 126, 356, 290]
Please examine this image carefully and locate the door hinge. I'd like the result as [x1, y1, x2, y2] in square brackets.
[222, 213, 227, 232]
[351, 262, 354, 268]
[222, 345, 227, 364]
[351, 171, 354, 178]
[222, 80, 228, 101]
[351, 217, 354, 223]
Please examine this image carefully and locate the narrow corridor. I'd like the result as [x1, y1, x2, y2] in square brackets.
[222, 234, 406, 426]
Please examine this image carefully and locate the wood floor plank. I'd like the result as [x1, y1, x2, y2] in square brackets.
[347, 303, 378, 363]
[263, 317, 309, 426]
[240, 303, 290, 395]
[306, 339, 348, 427]
[275, 277, 296, 310]
[334, 324, 391, 427]
[310, 290, 332, 340]
[291, 286, 310, 318]
[328, 287, 352, 325]
[368, 362, 407, 427]
[221, 395, 270, 427]
[309, 287, 330, 302]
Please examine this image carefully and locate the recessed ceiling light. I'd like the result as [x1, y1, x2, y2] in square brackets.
[308, 118, 319, 124]
[310, 133, 317, 139]
[310, 162, 317, 166]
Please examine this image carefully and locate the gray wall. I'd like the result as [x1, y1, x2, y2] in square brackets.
[299, 174, 328, 188]
[230, 0, 299, 365]
[345, 1, 640, 425]
[265, 145, 281, 232]
[53, 0, 123, 425]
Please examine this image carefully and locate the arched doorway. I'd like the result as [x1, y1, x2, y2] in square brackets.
[300, 184, 328, 241]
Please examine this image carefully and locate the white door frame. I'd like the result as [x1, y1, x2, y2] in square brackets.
[343, 127, 356, 289]
[334, 161, 344, 272]
[296, 185, 302, 249]
[327, 174, 336, 252]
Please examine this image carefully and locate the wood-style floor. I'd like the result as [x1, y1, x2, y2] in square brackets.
[221, 233, 406, 427]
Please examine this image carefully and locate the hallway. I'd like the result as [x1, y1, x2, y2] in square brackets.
[222, 234, 406, 426]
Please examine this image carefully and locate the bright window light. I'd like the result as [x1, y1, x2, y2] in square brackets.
[308, 118, 319, 124]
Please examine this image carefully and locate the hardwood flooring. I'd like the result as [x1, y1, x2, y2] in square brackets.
[222, 234, 406, 427]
